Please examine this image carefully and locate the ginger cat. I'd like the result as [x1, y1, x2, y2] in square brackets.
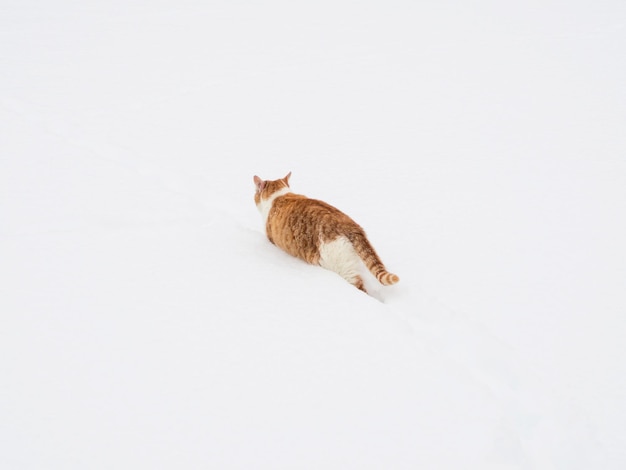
[253, 172, 399, 293]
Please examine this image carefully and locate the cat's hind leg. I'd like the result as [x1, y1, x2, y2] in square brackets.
[319, 236, 366, 292]
[353, 275, 366, 292]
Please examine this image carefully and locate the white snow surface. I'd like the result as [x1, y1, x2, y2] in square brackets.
[2, 1, 626, 469]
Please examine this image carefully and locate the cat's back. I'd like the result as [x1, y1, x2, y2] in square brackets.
[269, 192, 360, 238]
[271, 193, 351, 222]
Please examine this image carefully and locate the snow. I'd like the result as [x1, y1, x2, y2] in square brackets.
[2, 1, 625, 468]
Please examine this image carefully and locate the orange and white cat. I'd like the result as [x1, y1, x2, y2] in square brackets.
[253, 172, 399, 293]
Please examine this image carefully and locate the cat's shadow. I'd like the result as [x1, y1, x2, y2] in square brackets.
[361, 269, 398, 304]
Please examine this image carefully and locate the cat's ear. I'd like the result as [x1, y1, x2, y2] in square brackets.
[283, 171, 292, 186]
[253, 175, 265, 191]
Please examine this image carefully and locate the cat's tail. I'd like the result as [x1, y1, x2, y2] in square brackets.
[349, 232, 399, 286]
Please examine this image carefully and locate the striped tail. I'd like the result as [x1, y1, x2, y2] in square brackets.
[349, 232, 399, 286]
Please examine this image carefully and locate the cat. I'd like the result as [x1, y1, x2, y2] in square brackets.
[253, 171, 399, 293]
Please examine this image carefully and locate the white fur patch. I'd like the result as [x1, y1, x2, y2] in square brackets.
[257, 187, 292, 226]
[319, 236, 363, 284]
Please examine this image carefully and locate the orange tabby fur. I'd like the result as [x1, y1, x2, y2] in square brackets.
[253, 172, 399, 293]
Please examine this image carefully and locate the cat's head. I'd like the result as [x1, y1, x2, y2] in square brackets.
[253, 172, 292, 210]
